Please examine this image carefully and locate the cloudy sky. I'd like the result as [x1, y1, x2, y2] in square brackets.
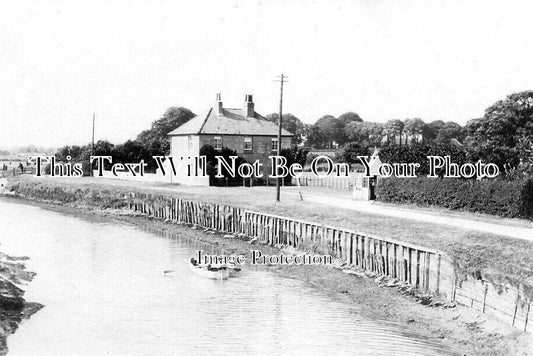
[1, 0, 532, 148]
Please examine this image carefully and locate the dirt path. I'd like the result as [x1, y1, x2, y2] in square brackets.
[90, 179, 531, 241]
[284, 191, 533, 241]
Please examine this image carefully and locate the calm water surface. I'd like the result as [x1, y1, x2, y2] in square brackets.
[0, 198, 458, 355]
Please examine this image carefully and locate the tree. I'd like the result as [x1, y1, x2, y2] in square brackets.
[344, 121, 363, 142]
[56, 145, 85, 161]
[435, 121, 465, 144]
[137, 107, 196, 155]
[403, 118, 425, 143]
[464, 91, 533, 171]
[336, 112, 363, 145]
[53, 106, 196, 174]
[383, 119, 404, 145]
[306, 124, 327, 149]
[337, 112, 363, 126]
[55, 144, 93, 175]
[265, 113, 306, 145]
[280, 146, 308, 184]
[344, 121, 383, 146]
[423, 120, 445, 143]
[89, 140, 115, 170]
[93, 140, 114, 156]
[315, 115, 341, 148]
[111, 139, 154, 169]
[336, 142, 370, 164]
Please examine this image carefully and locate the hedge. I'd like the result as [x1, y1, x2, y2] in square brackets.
[376, 177, 533, 219]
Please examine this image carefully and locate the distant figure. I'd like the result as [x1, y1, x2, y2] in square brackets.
[18, 162, 24, 174]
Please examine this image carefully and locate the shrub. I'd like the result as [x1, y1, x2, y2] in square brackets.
[280, 146, 308, 184]
[379, 143, 467, 176]
[335, 143, 371, 164]
[376, 177, 533, 219]
[520, 178, 533, 218]
[199, 145, 247, 186]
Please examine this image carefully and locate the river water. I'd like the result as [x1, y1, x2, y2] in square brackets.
[0, 198, 458, 355]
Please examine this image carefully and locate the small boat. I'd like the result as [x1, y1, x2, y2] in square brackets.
[189, 263, 230, 280]
[226, 265, 242, 277]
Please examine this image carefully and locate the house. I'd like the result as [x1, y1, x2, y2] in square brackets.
[167, 94, 293, 185]
[381, 133, 423, 146]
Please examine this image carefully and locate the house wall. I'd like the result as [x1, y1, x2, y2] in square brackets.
[170, 135, 200, 158]
[198, 134, 291, 164]
[165, 135, 209, 185]
[170, 134, 291, 185]
[200, 135, 291, 152]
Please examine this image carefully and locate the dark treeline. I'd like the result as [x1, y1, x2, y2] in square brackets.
[265, 90, 532, 178]
[56, 107, 195, 174]
[319, 90, 533, 178]
[56, 90, 533, 178]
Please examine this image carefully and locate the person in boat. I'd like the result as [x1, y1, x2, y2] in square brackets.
[207, 264, 221, 271]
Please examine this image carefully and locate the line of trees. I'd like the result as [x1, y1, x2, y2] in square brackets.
[54, 90, 532, 178]
[266, 110, 467, 151]
[56, 107, 196, 174]
[306, 115, 465, 149]
[332, 91, 533, 177]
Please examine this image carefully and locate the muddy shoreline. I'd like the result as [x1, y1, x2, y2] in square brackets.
[2, 195, 532, 355]
[0, 249, 42, 356]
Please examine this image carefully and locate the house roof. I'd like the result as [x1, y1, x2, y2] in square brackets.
[168, 108, 293, 136]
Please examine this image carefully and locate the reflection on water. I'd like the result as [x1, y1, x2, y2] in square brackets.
[0, 199, 458, 355]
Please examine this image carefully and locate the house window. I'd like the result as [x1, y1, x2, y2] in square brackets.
[271, 138, 279, 151]
[244, 137, 253, 151]
[214, 136, 222, 150]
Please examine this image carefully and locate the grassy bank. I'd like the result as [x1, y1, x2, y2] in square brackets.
[7, 175, 533, 297]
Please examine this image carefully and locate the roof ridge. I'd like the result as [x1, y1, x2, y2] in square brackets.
[168, 106, 293, 136]
[198, 107, 212, 134]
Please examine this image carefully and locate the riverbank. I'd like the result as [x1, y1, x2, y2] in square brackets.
[7, 175, 533, 295]
[0, 251, 42, 356]
[1, 195, 532, 355]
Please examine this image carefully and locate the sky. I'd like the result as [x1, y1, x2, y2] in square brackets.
[1, 0, 533, 149]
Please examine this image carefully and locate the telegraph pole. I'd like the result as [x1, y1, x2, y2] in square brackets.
[275, 74, 288, 202]
[91, 113, 95, 176]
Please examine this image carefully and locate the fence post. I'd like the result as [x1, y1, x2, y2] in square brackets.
[424, 252, 431, 290]
[436, 254, 441, 294]
[482, 283, 488, 313]
[525, 301, 531, 332]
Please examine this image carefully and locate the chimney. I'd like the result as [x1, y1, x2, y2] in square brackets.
[244, 94, 254, 118]
[216, 93, 223, 116]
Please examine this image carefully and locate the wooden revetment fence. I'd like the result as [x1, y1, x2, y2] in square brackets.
[125, 192, 531, 333]
[127, 193, 456, 297]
